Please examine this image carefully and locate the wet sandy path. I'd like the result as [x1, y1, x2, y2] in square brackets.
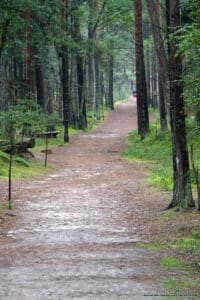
[0, 99, 168, 299]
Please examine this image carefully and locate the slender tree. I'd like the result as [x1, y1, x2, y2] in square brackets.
[146, 0, 168, 130]
[72, 1, 87, 129]
[168, 0, 194, 209]
[35, 58, 45, 108]
[25, 7, 31, 99]
[134, 0, 149, 140]
[108, 39, 114, 110]
[94, 0, 102, 120]
[62, 0, 70, 142]
[165, 0, 179, 208]
[0, 19, 10, 58]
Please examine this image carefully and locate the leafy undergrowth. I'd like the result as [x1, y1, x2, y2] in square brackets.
[124, 120, 200, 192]
[124, 120, 200, 295]
[86, 108, 109, 132]
[0, 149, 50, 181]
[123, 123, 173, 191]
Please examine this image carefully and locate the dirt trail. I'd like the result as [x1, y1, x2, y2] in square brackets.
[0, 99, 170, 299]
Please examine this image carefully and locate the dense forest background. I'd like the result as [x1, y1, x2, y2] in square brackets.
[0, 0, 135, 135]
[0, 0, 200, 210]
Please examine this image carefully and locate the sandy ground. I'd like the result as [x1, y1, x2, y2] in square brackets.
[0, 98, 188, 299]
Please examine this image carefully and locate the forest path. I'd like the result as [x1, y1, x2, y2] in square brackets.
[0, 98, 170, 299]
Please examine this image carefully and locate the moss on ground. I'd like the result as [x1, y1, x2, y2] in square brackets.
[161, 256, 186, 269]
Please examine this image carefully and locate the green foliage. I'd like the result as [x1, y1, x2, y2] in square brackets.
[176, 0, 200, 120]
[135, 241, 164, 251]
[0, 203, 7, 215]
[0, 99, 50, 144]
[124, 119, 200, 191]
[0, 151, 49, 180]
[0, 150, 9, 162]
[163, 279, 179, 290]
[163, 277, 199, 294]
[15, 157, 30, 167]
[0, 150, 9, 177]
[161, 256, 185, 269]
[123, 122, 173, 191]
[0, 1, 62, 57]
[172, 230, 200, 253]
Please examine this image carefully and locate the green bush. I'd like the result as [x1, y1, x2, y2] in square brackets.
[15, 157, 31, 167]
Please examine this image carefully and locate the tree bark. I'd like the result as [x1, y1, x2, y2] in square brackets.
[158, 73, 167, 130]
[151, 49, 158, 108]
[145, 43, 151, 106]
[71, 55, 79, 128]
[0, 57, 9, 110]
[88, 0, 95, 111]
[62, 0, 69, 142]
[168, 0, 194, 208]
[25, 7, 31, 99]
[134, 0, 149, 140]
[165, 0, 179, 208]
[108, 41, 114, 110]
[146, 0, 168, 130]
[94, 0, 102, 120]
[0, 19, 10, 58]
[73, 3, 87, 130]
[35, 62, 45, 108]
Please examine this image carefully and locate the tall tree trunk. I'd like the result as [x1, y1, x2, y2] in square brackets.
[146, 0, 168, 130]
[73, 3, 87, 130]
[151, 49, 158, 108]
[165, 0, 179, 208]
[0, 57, 9, 110]
[108, 41, 114, 110]
[88, 0, 95, 111]
[168, 0, 194, 209]
[25, 7, 31, 99]
[35, 62, 45, 108]
[0, 19, 10, 58]
[71, 55, 79, 128]
[82, 59, 88, 128]
[134, 0, 149, 140]
[62, 48, 69, 143]
[145, 42, 151, 106]
[158, 71, 167, 129]
[196, 101, 200, 130]
[14, 57, 24, 100]
[62, 0, 69, 142]
[94, 47, 101, 120]
[9, 57, 16, 105]
[77, 54, 85, 129]
[42, 46, 56, 131]
[94, 0, 101, 120]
